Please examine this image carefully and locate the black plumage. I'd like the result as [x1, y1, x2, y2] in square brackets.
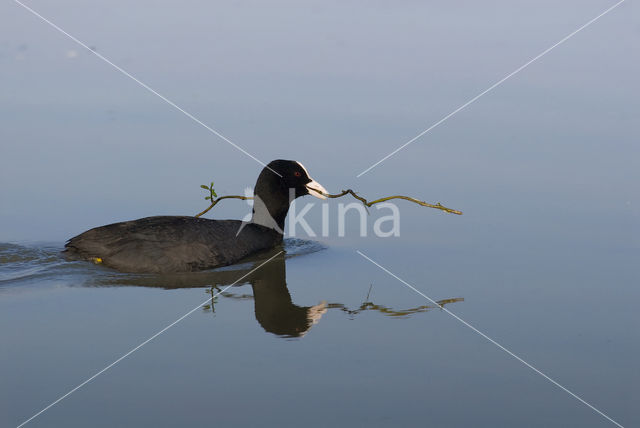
[63, 160, 327, 273]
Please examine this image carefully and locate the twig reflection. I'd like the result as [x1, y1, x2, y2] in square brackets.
[203, 284, 463, 320]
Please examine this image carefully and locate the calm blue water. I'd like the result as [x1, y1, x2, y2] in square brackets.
[1, 0, 638, 427]
[1, 233, 637, 427]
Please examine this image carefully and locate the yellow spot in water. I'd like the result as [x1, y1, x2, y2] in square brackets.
[92, 257, 103, 264]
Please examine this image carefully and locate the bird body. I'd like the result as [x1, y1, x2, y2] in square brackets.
[64, 217, 281, 273]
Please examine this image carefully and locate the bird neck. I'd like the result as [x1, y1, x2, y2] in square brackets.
[251, 172, 291, 233]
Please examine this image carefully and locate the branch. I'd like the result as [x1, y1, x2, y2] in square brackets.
[195, 180, 253, 218]
[323, 189, 462, 215]
[195, 195, 253, 218]
[194, 183, 462, 217]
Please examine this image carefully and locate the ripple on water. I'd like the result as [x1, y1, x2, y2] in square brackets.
[282, 237, 326, 257]
[0, 243, 66, 283]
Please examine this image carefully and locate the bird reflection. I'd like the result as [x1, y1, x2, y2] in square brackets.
[86, 247, 462, 338]
[204, 251, 327, 337]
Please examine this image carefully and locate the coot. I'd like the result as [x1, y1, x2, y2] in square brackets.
[63, 160, 327, 273]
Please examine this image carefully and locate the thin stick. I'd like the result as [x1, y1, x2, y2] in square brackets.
[323, 189, 462, 215]
[195, 188, 462, 217]
[365, 283, 373, 302]
[195, 195, 253, 218]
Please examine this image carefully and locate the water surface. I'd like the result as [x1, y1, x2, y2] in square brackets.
[1, 0, 638, 426]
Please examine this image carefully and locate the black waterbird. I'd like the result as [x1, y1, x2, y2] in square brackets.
[64, 160, 327, 273]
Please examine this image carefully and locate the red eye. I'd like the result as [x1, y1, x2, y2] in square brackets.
[294, 171, 301, 177]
